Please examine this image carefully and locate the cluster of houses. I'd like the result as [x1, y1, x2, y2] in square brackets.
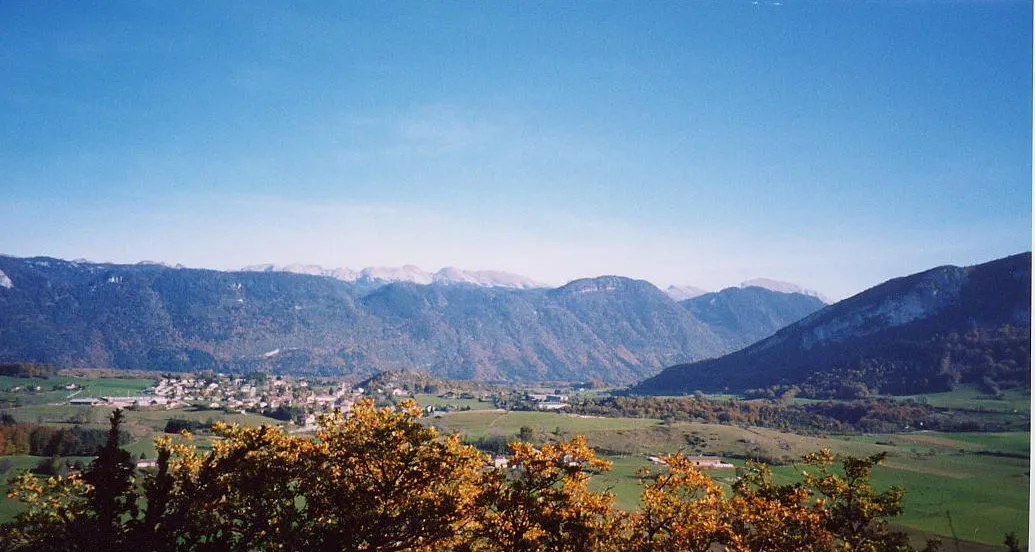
[526, 393, 570, 410]
[67, 374, 361, 416]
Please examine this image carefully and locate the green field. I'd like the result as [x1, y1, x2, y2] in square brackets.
[0, 375, 156, 407]
[411, 393, 497, 411]
[896, 386, 1031, 413]
[428, 409, 661, 440]
[427, 408, 1029, 548]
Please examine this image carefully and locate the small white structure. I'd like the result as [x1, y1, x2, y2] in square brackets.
[687, 456, 735, 469]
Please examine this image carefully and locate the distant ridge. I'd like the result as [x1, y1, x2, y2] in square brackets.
[739, 278, 830, 303]
[666, 280, 832, 304]
[664, 285, 709, 301]
[680, 286, 827, 351]
[240, 263, 548, 289]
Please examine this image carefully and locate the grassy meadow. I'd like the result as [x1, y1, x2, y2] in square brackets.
[895, 386, 1031, 412]
[411, 393, 497, 411]
[429, 409, 1029, 549]
[0, 375, 155, 408]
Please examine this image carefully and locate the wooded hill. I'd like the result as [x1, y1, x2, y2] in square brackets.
[637, 253, 1031, 397]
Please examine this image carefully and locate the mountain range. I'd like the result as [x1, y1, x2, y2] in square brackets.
[240, 263, 550, 289]
[238, 262, 830, 302]
[0, 255, 826, 383]
[637, 253, 1031, 397]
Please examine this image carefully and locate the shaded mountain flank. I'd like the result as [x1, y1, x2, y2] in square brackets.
[0, 256, 824, 383]
[681, 287, 827, 351]
[636, 253, 1031, 397]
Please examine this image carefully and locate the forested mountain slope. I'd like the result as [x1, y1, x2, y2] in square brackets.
[0, 256, 823, 383]
[637, 253, 1031, 397]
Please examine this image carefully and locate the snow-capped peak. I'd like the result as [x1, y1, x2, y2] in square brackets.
[433, 267, 548, 289]
[359, 265, 434, 285]
[239, 263, 545, 289]
[740, 278, 830, 303]
[664, 285, 709, 301]
[0, 269, 12, 289]
[240, 264, 359, 282]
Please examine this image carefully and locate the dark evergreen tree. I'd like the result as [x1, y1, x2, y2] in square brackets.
[81, 409, 138, 549]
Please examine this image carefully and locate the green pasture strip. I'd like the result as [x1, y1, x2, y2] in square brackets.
[893, 524, 1003, 552]
[785, 385, 1032, 414]
[588, 455, 646, 511]
[579, 422, 893, 459]
[429, 410, 660, 440]
[896, 386, 1031, 413]
[0, 375, 156, 409]
[0, 390, 70, 407]
[122, 407, 283, 433]
[847, 431, 1030, 457]
[0, 404, 90, 424]
[875, 453, 1029, 547]
[77, 377, 156, 397]
[0, 375, 155, 396]
[0, 375, 80, 389]
[0, 375, 82, 407]
[762, 438, 1030, 547]
[933, 432, 1030, 456]
[411, 393, 496, 411]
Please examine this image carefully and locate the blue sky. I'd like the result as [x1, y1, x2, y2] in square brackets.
[1, 1, 1030, 299]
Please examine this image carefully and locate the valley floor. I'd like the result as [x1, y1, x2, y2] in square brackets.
[0, 377, 1028, 548]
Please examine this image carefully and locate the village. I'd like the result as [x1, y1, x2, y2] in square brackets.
[59, 372, 577, 425]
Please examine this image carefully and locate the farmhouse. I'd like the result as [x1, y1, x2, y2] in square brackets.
[69, 396, 174, 408]
[646, 455, 735, 469]
[102, 396, 171, 407]
[687, 456, 735, 469]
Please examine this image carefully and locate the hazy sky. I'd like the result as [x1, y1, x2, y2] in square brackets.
[1, 1, 1031, 299]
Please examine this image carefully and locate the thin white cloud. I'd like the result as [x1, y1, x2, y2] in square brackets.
[341, 105, 504, 159]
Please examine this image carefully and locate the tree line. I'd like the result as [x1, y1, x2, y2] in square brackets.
[572, 395, 1014, 436]
[0, 414, 126, 457]
[0, 401, 949, 552]
[0, 365, 57, 379]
